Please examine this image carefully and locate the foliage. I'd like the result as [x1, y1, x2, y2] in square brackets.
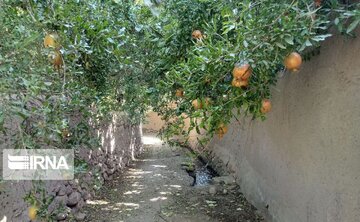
[138, 0, 360, 143]
[0, 0, 145, 152]
[0, 0, 359, 152]
[24, 181, 54, 221]
[0, 1, 358, 220]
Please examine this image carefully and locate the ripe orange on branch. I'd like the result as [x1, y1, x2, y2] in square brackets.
[44, 33, 58, 48]
[28, 206, 37, 221]
[192, 99, 202, 110]
[203, 97, 211, 108]
[231, 78, 248, 88]
[216, 123, 228, 139]
[260, 99, 272, 114]
[192, 30, 203, 40]
[175, 89, 184, 97]
[284, 52, 302, 72]
[232, 64, 252, 80]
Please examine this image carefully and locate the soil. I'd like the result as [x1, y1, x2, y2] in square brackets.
[84, 134, 264, 222]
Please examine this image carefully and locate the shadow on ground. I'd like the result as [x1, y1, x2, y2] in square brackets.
[84, 134, 264, 222]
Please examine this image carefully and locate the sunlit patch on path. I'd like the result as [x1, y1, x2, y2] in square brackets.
[85, 133, 263, 222]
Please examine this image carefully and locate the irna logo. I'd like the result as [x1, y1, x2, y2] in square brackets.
[7, 155, 69, 170]
[3, 149, 74, 180]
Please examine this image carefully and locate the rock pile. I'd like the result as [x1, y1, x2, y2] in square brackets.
[47, 144, 141, 221]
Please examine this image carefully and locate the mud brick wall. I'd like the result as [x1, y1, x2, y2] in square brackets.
[0, 113, 142, 221]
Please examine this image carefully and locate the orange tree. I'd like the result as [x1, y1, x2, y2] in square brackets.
[137, 0, 360, 144]
[0, 0, 359, 151]
[0, 1, 150, 219]
[0, 1, 359, 219]
[0, 0, 148, 151]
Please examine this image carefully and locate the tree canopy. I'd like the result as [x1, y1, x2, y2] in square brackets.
[1, 0, 359, 149]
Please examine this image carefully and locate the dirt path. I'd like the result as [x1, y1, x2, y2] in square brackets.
[85, 134, 264, 222]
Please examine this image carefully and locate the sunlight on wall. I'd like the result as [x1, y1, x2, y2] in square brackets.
[142, 136, 162, 145]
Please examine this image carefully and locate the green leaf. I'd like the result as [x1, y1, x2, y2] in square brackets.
[312, 34, 332, 42]
[299, 42, 306, 52]
[284, 36, 294, 45]
[275, 42, 286, 49]
[17, 33, 41, 49]
[346, 19, 360, 34]
[107, 37, 115, 44]
[243, 40, 249, 48]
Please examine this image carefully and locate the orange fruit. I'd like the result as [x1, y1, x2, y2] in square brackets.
[203, 97, 211, 108]
[192, 30, 202, 40]
[44, 33, 58, 48]
[284, 52, 302, 72]
[28, 206, 37, 221]
[192, 99, 202, 110]
[242, 67, 252, 80]
[175, 89, 184, 97]
[231, 78, 248, 88]
[220, 125, 228, 134]
[216, 123, 228, 139]
[53, 51, 63, 69]
[232, 64, 252, 80]
[260, 99, 272, 114]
